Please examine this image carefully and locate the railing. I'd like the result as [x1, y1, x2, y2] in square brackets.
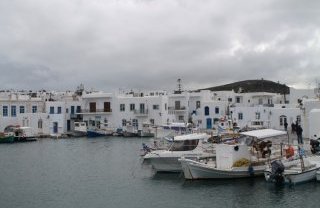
[168, 106, 187, 114]
[168, 106, 186, 111]
[78, 109, 112, 113]
[70, 114, 83, 119]
[133, 109, 148, 116]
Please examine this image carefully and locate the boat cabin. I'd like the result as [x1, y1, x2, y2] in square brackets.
[166, 133, 210, 151]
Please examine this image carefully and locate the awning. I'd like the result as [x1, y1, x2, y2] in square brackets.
[240, 129, 287, 139]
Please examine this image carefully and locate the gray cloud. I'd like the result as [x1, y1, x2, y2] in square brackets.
[1, 0, 320, 91]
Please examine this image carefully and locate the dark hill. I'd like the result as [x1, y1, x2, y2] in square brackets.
[201, 79, 289, 94]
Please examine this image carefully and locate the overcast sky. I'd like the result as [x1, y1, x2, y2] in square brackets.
[1, 0, 320, 92]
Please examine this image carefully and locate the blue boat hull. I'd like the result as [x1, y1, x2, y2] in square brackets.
[87, 130, 106, 138]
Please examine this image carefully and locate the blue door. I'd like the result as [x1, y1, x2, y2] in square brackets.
[206, 118, 212, 129]
[53, 122, 58, 134]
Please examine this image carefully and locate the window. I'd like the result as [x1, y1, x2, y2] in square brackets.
[50, 106, 54, 114]
[255, 112, 260, 120]
[130, 103, 135, 111]
[280, 115, 287, 126]
[89, 102, 96, 112]
[11, 106, 16, 117]
[104, 102, 111, 112]
[153, 105, 159, 110]
[236, 97, 241, 103]
[122, 119, 127, 126]
[175, 101, 181, 110]
[178, 115, 184, 121]
[140, 103, 145, 113]
[66, 108, 69, 113]
[104, 119, 108, 127]
[120, 104, 125, 112]
[228, 98, 232, 102]
[238, 113, 243, 120]
[215, 107, 219, 114]
[169, 140, 199, 151]
[132, 119, 138, 127]
[196, 101, 201, 108]
[204, 106, 209, 116]
[150, 119, 154, 125]
[57, 107, 62, 114]
[76, 106, 81, 113]
[20, 106, 25, 114]
[71, 106, 75, 114]
[32, 106, 37, 113]
[258, 98, 263, 105]
[165, 103, 167, 110]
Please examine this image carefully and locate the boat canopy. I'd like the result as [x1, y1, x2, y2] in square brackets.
[240, 129, 287, 139]
[173, 133, 210, 141]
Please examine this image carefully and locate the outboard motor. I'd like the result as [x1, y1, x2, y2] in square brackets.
[270, 160, 285, 184]
[310, 139, 320, 154]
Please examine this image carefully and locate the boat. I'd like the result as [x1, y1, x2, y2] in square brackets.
[0, 132, 15, 143]
[72, 121, 87, 137]
[264, 156, 320, 185]
[4, 125, 37, 142]
[123, 125, 138, 137]
[180, 144, 267, 179]
[264, 144, 320, 185]
[113, 128, 124, 136]
[143, 133, 215, 172]
[179, 129, 288, 179]
[137, 123, 154, 137]
[152, 122, 192, 139]
[87, 128, 113, 137]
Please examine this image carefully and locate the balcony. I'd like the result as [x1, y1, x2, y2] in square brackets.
[168, 106, 187, 114]
[70, 114, 83, 120]
[133, 109, 148, 116]
[77, 109, 112, 115]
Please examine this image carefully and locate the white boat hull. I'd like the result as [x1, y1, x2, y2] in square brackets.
[180, 158, 265, 179]
[264, 167, 319, 185]
[144, 153, 214, 172]
[284, 168, 319, 184]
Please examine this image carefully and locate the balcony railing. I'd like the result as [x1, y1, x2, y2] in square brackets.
[70, 114, 83, 120]
[168, 106, 186, 111]
[78, 109, 112, 114]
[168, 106, 187, 114]
[133, 109, 148, 116]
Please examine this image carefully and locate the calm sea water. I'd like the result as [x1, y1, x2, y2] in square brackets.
[1, 137, 320, 208]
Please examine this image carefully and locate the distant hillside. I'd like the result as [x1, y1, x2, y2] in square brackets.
[201, 79, 290, 94]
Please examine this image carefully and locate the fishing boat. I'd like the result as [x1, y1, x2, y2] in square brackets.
[143, 133, 215, 172]
[264, 156, 320, 185]
[180, 144, 266, 179]
[87, 128, 113, 137]
[122, 124, 138, 137]
[179, 129, 287, 179]
[0, 132, 15, 143]
[137, 123, 154, 137]
[4, 125, 37, 142]
[72, 121, 87, 137]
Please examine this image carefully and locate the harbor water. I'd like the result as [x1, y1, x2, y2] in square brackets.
[1, 136, 320, 208]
